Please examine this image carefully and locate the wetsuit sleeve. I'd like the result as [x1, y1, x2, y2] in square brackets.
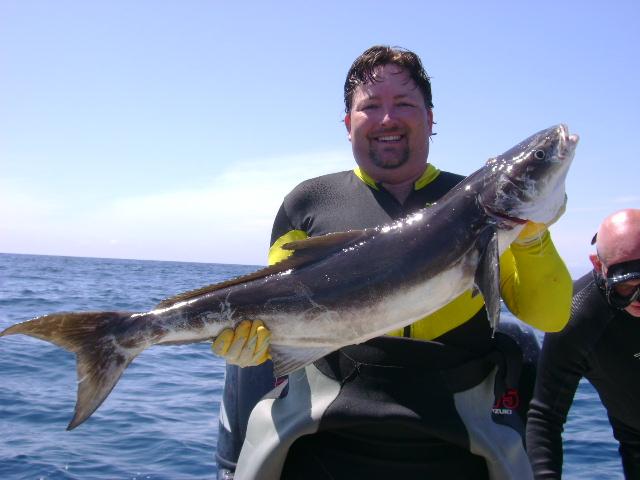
[499, 231, 571, 332]
[525, 320, 588, 478]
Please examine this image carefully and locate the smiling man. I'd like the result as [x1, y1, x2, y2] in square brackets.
[527, 209, 640, 479]
[214, 45, 572, 480]
[345, 62, 433, 202]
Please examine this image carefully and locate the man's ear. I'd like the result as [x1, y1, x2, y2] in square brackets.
[427, 108, 434, 134]
[345, 113, 351, 141]
[590, 253, 603, 272]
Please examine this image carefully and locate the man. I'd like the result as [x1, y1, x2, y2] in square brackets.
[527, 209, 640, 479]
[214, 45, 572, 479]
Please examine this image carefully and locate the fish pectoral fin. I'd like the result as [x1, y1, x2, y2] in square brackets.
[269, 344, 335, 378]
[473, 227, 502, 334]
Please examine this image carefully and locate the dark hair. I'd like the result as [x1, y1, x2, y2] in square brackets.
[344, 45, 433, 114]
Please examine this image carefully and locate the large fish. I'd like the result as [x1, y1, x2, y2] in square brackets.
[1, 124, 578, 430]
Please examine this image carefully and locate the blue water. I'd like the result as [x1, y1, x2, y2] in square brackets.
[0, 253, 623, 479]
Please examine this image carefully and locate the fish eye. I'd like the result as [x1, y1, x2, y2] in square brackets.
[534, 150, 546, 160]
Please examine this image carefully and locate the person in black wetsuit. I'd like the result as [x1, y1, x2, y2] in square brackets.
[213, 45, 573, 479]
[526, 208, 640, 479]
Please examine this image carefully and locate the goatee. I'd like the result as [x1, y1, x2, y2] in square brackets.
[369, 146, 410, 169]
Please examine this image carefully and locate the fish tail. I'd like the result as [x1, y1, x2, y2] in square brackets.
[1, 311, 141, 430]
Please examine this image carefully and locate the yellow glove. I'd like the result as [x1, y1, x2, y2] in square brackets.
[212, 319, 271, 367]
[514, 196, 566, 247]
[513, 221, 548, 247]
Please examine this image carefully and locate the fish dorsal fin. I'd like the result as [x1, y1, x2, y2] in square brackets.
[282, 229, 372, 256]
[154, 262, 300, 309]
[154, 229, 373, 310]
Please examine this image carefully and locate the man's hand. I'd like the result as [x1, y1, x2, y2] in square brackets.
[212, 319, 271, 367]
[514, 197, 567, 247]
[513, 221, 548, 247]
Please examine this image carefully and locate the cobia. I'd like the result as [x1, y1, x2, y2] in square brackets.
[0, 124, 579, 430]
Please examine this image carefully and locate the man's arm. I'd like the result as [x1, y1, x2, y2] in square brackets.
[390, 227, 572, 341]
[499, 230, 572, 332]
[525, 320, 587, 478]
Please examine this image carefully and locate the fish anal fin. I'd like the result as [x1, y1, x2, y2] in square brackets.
[270, 344, 335, 378]
[474, 227, 501, 334]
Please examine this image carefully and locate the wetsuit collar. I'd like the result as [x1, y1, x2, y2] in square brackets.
[353, 164, 441, 191]
[353, 167, 379, 189]
[414, 164, 441, 190]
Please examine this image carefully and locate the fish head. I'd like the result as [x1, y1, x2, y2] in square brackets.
[478, 124, 579, 226]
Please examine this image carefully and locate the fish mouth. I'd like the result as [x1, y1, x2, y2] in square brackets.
[483, 204, 529, 227]
[557, 124, 580, 158]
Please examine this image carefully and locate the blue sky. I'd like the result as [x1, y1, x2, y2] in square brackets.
[1, 0, 638, 273]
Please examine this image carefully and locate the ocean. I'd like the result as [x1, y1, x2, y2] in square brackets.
[0, 253, 623, 479]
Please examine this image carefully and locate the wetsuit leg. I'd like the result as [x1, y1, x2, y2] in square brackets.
[216, 361, 276, 474]
[281, 431, 488, 480]
[610, 415, 640, 478]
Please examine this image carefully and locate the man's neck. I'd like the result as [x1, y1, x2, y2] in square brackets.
[363, 164, 428, 205]
[381, 180, 415, 205]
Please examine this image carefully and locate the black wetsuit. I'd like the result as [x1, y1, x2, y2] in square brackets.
[274, 169, 501, 478]
[526, 272, 640, 478]
[216, 167, 567, 479]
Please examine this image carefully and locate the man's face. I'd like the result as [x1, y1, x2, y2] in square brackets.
[618, 279, 640, 317]
[345, 64, 433, 185]
[606, 274, 640, 317]
[592, 255, 640, 317]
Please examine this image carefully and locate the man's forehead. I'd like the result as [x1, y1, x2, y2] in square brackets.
[368, 65, 412, 82]
[355, 67, 420, 96]
[600, 247, 640, 268]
